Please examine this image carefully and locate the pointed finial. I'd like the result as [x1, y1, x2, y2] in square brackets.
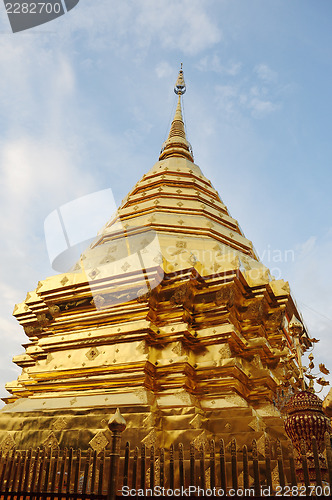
[289, 315, 303, 333]
[174, 64, 186, 95]
[108, 408, 126, 433]
[159, 66, 193, 162]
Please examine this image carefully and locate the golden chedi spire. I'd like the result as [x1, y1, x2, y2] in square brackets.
[159, 64, 194, 162]
[0, 66, 312, 459]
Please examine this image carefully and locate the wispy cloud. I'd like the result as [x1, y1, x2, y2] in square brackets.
[54, 0, 222, 57]
[254, 63, 278, 83]
[196, 54, 241, 76]
[215, 84, 279, 119]
[155, 61, 174, 80]
[213, 62, 282, 119]
[249, 96, 280, 118]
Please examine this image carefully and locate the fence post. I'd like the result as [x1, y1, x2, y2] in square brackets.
[107, 408, 127, 500]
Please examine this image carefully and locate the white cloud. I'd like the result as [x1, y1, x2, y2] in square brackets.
[215, 83, 279, 119]
[155, 61, 174, 80]
[215, 85, 238, 114]
[214, 62, 282, 119]
[254, 63, 278, 83]
[249, 97, 279, 118]
[196, 54, 241, 76]
[134, 0, 222, 56]
[56, 0, 221, 57]
[297, 235, 317, 256]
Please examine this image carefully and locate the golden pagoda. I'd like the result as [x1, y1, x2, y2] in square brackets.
[0, 68, 313, 456]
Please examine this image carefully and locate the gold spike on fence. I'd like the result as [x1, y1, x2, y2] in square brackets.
[0, 432, 332, 498]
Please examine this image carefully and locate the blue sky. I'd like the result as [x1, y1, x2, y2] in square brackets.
[0, 0, 331, 403]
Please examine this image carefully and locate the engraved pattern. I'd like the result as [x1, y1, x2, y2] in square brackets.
[218, 344, 232, 358]
[142, 429, 156, 448]
[258, 404, 280, 417]
[48, 304, 60, 317]
[36, 313, 48, 327]
[121, 262, 131, 272]
[24, 326, 34, 335]
[245, 299, 265, 322]
[256, 434, 266, 457]
[285, 390, 331, 455]
[193, 431, 208, 451]
[43, 432, 59, 450]
[172, 342, 187, 357]
[51, 417, 68, 431]
[268, 309, 284, 328]
[271, 465, 279, 488]
[145, 455, 159, 487]
[0, 433, 16, 453]
[248, 417, 264, 433]
[85, 347, 100, 361]
[89, 431, 109, 453]
[176, 391, 192, 405]
[205, 467, 211, 490]
[134, 388, 155, 405]
[154, 457, 160, 485]
[89, 268, 100, 280]
[215, 284, 235, 308]
[226, 394, 247, 407]
[171, 284, 190, 306]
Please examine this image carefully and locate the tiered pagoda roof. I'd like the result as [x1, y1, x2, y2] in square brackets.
[0, 69, 311, 453]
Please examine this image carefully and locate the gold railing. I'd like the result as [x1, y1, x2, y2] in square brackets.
[0, 430, 331, 498]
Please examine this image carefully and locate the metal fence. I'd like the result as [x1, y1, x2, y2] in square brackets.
[0, 433, 332, 498]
